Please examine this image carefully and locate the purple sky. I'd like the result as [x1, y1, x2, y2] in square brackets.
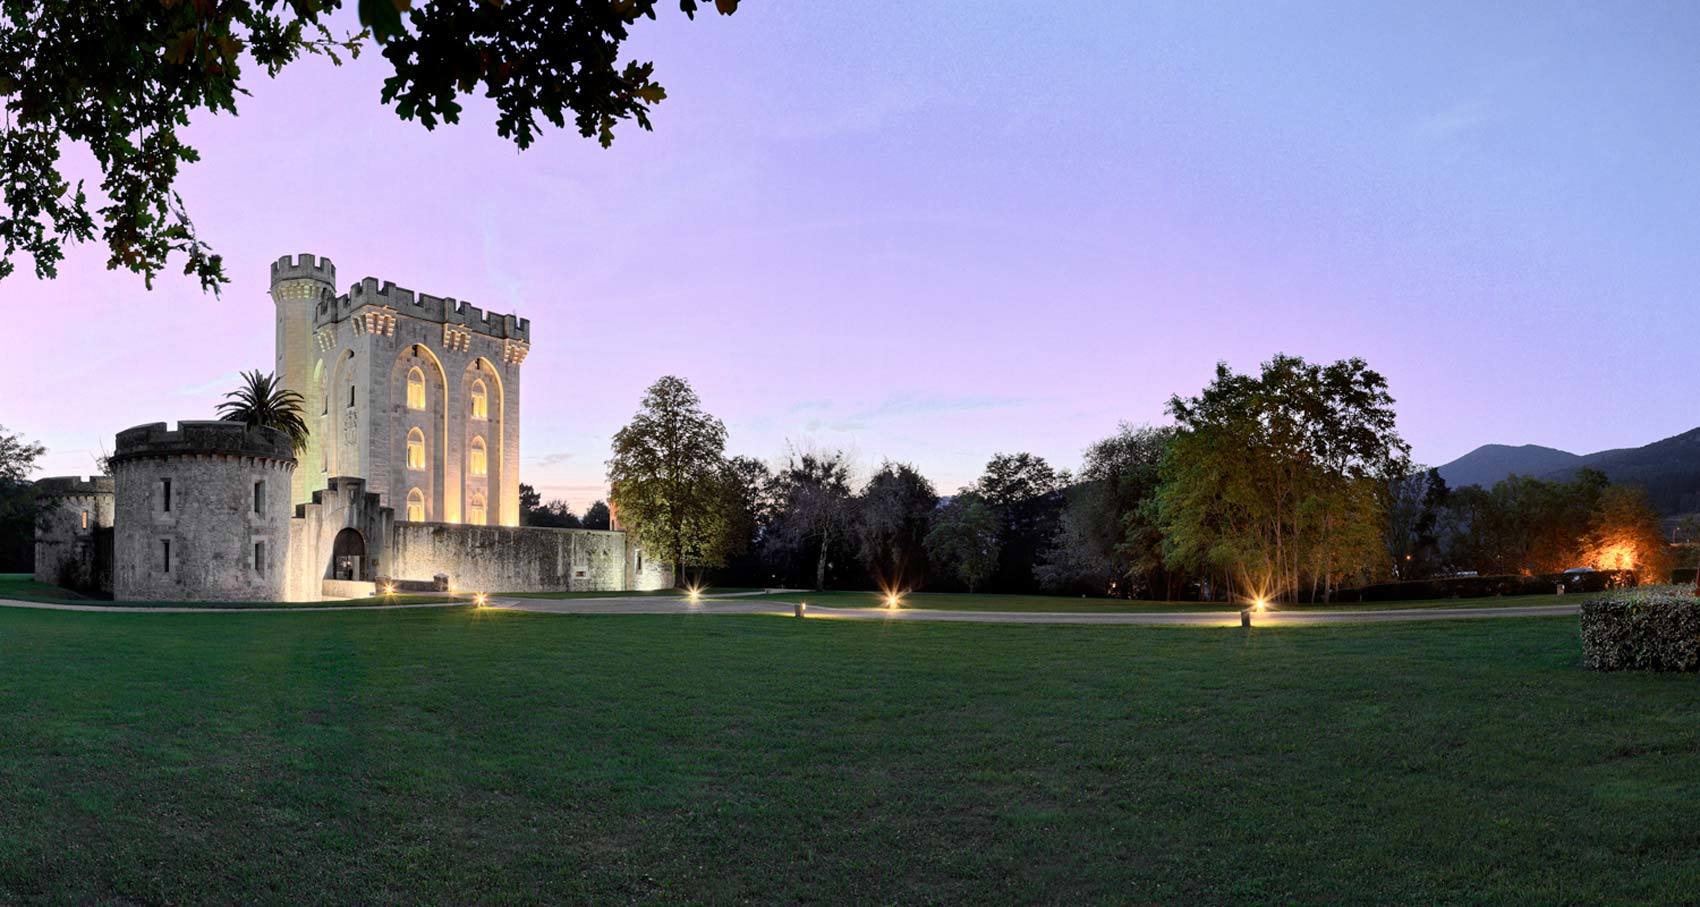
[9, 2, 1700, 510]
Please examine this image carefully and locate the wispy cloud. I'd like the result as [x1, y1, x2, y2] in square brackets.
[811, 393, 1029, 432]
[528, 452, 575, 467]
[1412, 99, 1491, 143]
[174, 372, 241, 397]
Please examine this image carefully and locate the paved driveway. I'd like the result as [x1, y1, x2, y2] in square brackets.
[491, 595, 1582, 626]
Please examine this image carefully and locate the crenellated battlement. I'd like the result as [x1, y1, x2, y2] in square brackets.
[312, 275, 530, 342]
[111, 421, 297, 465]
[34, 475, 115, 496]
[270, 252, 337, 287]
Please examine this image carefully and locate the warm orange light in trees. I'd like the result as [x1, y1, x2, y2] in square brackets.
[1592, 542, 1637, 572]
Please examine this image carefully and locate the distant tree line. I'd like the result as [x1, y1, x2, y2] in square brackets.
[603, 361, 1681, 599]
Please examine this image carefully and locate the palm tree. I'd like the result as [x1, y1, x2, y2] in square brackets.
[216, 370, 309, 453]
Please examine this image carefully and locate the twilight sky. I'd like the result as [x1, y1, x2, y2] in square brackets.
[8, 2, 1700, 510]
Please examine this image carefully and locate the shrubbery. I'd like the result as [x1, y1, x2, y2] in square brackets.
[1580, 587, 1700, 672]
[1336, 570, 1636, 603]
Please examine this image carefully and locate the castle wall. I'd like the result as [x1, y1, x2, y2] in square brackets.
[388, 524, 670, 593]
[32, 476, 115, 594]
[111, 422, 296, 602]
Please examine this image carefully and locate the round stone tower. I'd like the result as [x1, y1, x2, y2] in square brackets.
[270, 253, 336, 506]
[33, 475, 115, 592]
[110, 421, 297, 602]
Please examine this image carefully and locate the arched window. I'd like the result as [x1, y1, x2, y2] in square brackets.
[468, 494, 486, 526]
[406, 428, 426, 470]
[407, 367, 426, 410]
[470, 379, 488, 420]
[469, 436, 487, 477]
[406, 488, 425, 522]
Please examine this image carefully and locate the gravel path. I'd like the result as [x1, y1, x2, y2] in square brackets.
[0, 593, 1580, 626]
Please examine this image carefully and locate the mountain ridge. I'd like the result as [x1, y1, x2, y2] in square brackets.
[1436, 427, 1700, 514]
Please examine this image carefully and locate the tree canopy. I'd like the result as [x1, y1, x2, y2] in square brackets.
[0, 0, 738, 291]
[606, 375, 731, 587]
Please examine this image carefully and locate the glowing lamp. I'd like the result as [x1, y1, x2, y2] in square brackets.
[473, 592, 489, 608]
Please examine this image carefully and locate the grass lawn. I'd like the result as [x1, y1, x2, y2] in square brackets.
[0, 574, 464, 609]
[743, 589, 1577, 613]
[0, 608, 1696, 903]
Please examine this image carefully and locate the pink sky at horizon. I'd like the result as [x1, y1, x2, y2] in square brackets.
[6, 2, 1698, 513]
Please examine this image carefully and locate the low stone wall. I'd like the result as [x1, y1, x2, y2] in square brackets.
[389, 523, 669, 593]
[321, 579, 376, 600]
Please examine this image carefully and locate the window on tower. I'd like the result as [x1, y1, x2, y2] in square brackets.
[469, 436, 487, 477]
[406, 488, 425, 522]
[468, 494, 486, 526]
[471, 379, 488, 420]
[407, 428, 426, 470]
[407, 367, 426, 410]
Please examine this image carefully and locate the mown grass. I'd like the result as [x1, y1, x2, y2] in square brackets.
[0, 607, 1695, 904]
[744, 589, 1575, 613]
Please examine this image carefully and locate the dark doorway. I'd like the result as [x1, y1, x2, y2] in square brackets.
[331, 528, 367, 581]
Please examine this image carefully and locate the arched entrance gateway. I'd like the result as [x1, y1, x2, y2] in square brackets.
[331, 528, 367, 581]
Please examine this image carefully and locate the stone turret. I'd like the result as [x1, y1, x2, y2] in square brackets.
[271, 253, 336, 505]
[33, 475, 115, 593]
[110, 421, 297, 602]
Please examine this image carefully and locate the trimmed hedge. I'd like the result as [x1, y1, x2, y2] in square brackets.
[1337, 570, 1636, 603]
[1580, 588, 1700, 672]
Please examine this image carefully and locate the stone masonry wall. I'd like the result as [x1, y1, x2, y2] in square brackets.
[33, 476, 115, 593]
[389, 523, 666, 593]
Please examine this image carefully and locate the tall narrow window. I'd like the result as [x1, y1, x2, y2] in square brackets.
[253, 480, 265, 515]
[407, 367, 426, 410]
[348, 383, 356, 408]
[160, 478, 172, 513]
[80, 510, 89, 530]
[469, 436, 487, 477]
[406, 488, 425, 522]
[470, 380, 488, 420]
[161, 539, 171, 572]
[254, 541, 266, 575]
[407, 428, 426, 470]
[468, 494, 486, 526]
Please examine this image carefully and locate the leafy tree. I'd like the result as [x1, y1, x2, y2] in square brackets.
[719, 455, 775, 583]
[581, 499, 611, 531]
[1581, 484, 1672, 583]
[855, 461, 938, 589]
[924, 492, 1001, 593]
[1156, 355, 1407, 603]
[1, 0, 738, 291]
[1384, 467, 1449, 579]
[0, 426, 46, 572]
[607, 376, 730, 587]
[974, 452, 1067, 592]
[520, 485, 581, 528]
[1037, 424, 1174, 597]
[216, 369, 309, 452]
[767, 450, 854, 590]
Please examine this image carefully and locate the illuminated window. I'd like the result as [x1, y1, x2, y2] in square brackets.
[406, 488, 425, 522]
[407, 367, 426, 410]
[80, 510, 89, 530]
[470, 436, 487, 477]
[468, 494, 486, 526]
[470, 379, 488, 420]
[407, 428, 426, 470]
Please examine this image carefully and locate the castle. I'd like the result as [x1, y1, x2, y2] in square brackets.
[34, 253, 670, 601]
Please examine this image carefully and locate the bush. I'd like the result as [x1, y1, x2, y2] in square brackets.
[1580, 588, 1700, 672]
[1671, 568, 1697, 586]
[1337, 570, 1636, 603]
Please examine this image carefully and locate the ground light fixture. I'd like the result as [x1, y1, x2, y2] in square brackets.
[473, 592, 489, 608]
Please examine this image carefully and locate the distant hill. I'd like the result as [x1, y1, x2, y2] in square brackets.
[1437, 428, 1700, 514]
[1436, 444, 1584, 490]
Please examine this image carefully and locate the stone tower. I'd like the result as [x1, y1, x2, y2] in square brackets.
[270, 253, 336, 505]
[109, 421, 297, 602]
